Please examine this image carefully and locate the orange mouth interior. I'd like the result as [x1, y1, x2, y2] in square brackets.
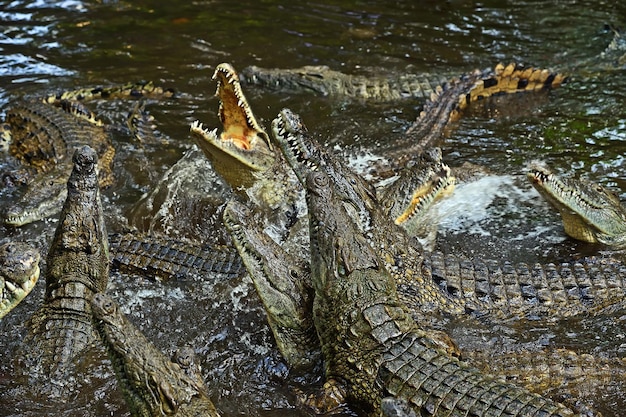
[217, 76, 255, 151]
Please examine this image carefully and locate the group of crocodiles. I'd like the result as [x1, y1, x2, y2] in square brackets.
[1, 27, 626, 416]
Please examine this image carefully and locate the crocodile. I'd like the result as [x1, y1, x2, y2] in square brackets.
[22, 145, 110, 380]
[272, 108, 626, 321]
[240, 62, 565, 104]
[2, 81, 174, 226]
[0, 241, 41, 319]
[223, 200, 319, 371]
[240, 64, 452, 101]
[304, 168, 581, 416]
[465, 347, 626, 411]
[108, 232, 246, 281]
[528, 164, 626, 246]
[92, 292, 221, 417]
[224, 188, 621, 415]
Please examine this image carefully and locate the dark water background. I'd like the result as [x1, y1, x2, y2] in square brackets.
[0, 1, 625, 415]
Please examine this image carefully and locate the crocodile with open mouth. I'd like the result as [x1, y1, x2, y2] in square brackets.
[0, 241, 41, 319]
[528, 164, 626, 246]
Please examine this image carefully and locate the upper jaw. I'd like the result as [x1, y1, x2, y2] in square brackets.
[190, 63, 275, 173]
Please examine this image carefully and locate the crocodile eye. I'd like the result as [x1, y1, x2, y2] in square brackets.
[289, 269, 299, 279]
[102, 298, 115, 315]
[312, 172, 329, 188]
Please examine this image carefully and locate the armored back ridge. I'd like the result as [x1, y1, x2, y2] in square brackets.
[23, 145, 109, 379]
[305, 169, 580, 416]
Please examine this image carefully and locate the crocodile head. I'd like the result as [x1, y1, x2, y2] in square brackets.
[223, 200, 320, 370]
[381, 147, 455, 234]
[0, 241, 40, 319]
[191, 63, 275, 187]
[306, 170, 380, 285]
[271, 108, 378, 234]
[528, 165, 626, 245]
[92, 292, 219, 416]
[4, 171, 68, 227]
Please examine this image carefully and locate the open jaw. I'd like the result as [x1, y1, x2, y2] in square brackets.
[190, 63, 275, 173]
[528, 166, 626, 245]
[0, 242, 41, 319]
[390, 166, 455, 229]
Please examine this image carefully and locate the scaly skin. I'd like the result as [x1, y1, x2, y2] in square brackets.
[240, 64, 451, 101]
[2, 99, 114, 226]
[3, 81, 174, 226]
[108, 232, 246, 281]
[24, 145, 110, 377]
[528, 164, 626, 246]
[0, 241, 40, 319]
[223, 200, 319, 370]
[466, 347, 626, 408]
[92, 292, 220, 417]
[274, 108, 626, 321]
[306, 169, 580, 416]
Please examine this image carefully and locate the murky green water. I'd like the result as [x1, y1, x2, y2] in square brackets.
[0, 0, 625, 415]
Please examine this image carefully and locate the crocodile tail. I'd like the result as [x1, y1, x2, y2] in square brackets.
[402, 63, 567, 151]
[455, 63, 568, 119]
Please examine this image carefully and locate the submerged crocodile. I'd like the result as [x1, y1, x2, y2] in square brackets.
[108, 232, 246, 281]
[92, 292, 220, 417]
[303, 168, 581, 416]
[2, 81, 173, 226]
[240, 64, 452, 101]
[240, 62, 565, 104]
[21, 145, 109, 382]
[528, 164, 626, 246]
[0, 241, 40, 319]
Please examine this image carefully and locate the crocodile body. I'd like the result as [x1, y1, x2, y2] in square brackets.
[92, 292, 220, 417]
[240, 64, 452, 101]
[109, 232, 246, 281]
[2, 100, 115, 226]
[241, 62, 565, 103]
[273, 108, 626, 322]
[23, 145, 110, 378]
[466, 347, 626, 404]
[305, 169, 580, 416]
[3, 82, 174, 226]
[0, 241, 40, 319]
[528, 164, 626, 246]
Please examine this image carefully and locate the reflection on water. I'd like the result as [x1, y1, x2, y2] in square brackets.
[0, 0, 625, 415]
